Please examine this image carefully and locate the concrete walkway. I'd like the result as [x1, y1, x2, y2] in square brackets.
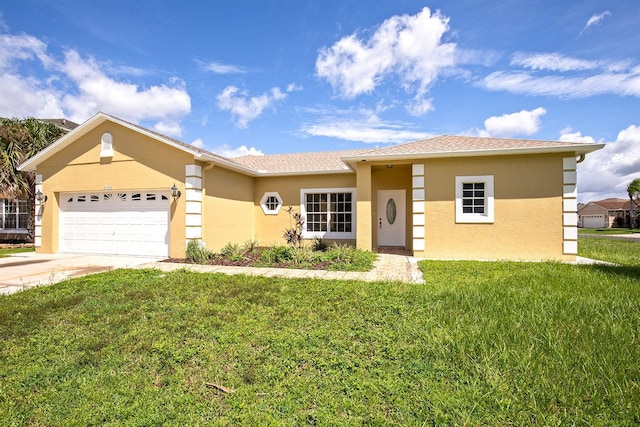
[580, 233, 640, 242]
[0, 252, 424, 296]
[0, 253, 163, 295]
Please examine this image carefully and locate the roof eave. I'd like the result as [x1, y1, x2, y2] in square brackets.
[341, 143, 606, 164]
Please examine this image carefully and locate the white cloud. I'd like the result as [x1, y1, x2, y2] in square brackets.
[315, 7, 456, 115]
[0, 31, 191, 134]
[572, 125, 640, 201]
[0, 33, 52, 69]
[198, 60, 246, 74]
[481, 68, 640, 98]
[216, 85, 287, 128]
[581, 11, 611, 35]
[191, 138, 205, 149]
[511, 52, 598, 72]
[299, 108, 430, 144]
[286, 83, 303, 92]
[154, 121, 183, 138]
[59, 51, 191, 128]
[212, 144, 264, 158]
[558, 127, 596, 143]
[0, 73, 64, 118]
[481, 107, 547, 137]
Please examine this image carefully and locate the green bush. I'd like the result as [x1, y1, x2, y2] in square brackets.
[320, 244, 377, 271]
[185, 240, 213, 264]
[312, 236, 328, 252]
[220, 243, 246, 262]
[259, 245, 294, 265]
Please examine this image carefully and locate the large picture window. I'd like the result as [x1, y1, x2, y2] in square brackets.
[1, 199, 29, 230]
[300, 188, 356, 238]
[455, 176, 494, 223]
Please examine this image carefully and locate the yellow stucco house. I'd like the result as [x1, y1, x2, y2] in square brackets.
[19, 112, 603, 261]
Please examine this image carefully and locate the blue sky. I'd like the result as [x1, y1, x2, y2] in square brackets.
[1, 0, 638, 201]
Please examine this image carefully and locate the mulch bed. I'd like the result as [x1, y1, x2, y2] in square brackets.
[163, 247, 333, 270]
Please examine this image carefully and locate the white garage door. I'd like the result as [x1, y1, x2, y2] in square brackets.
[60, 191, 170, 257]
[582, 214, 605, 229]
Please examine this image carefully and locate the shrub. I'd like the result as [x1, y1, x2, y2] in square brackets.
[243, 239, 259, 252]
[283, 208, 304, 248]
[322, 244, 377, 271]
[220, 242, 246, 262]
[312, 236, 328, 252]
[185, 240, 214, 264]
[259, 245, 294, 265]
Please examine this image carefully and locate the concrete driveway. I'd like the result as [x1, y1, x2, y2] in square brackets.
[0, 252, 163, 295]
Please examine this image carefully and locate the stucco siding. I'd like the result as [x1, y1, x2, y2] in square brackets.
[202, 166, 255, 251]
[253, 173, 356, 246]
[417, 154, 568, 261]
[35, 122, 192, 257]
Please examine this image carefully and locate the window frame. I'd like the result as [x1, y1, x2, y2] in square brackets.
[100, 132, 114, 158]
[0, 199, 29, 230]
[455, 175, 494, 224]
[300, 187, 356, 239]
[260, 192, 283, 215]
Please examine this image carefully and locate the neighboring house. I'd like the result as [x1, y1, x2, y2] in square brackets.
[18, 112, 603, 261]
[0, 118, 78, 243]
[0, 198, 29, 242]
[578, 198, 638, 228]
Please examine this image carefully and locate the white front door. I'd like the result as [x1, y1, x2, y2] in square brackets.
[377, 189, 405, 247]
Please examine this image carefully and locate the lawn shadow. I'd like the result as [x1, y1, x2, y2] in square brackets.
[581, 263, 640, 283]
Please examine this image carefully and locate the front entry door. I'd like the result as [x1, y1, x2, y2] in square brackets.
[377, 189, 406, 247]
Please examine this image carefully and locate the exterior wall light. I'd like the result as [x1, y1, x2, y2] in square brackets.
[170, 183, 182, 201]
[35, 190, 48, 204]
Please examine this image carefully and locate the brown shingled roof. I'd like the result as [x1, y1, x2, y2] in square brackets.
[233, 149, 370, 175]
[346, 135, 601, 159]
[591, 198, 636, 210]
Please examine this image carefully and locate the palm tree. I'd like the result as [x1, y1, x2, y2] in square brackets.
[627, 178, 640, 229]
[0, 118, 66, 239]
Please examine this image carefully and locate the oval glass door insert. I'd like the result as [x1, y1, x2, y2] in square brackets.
[386, 198, 397, 224]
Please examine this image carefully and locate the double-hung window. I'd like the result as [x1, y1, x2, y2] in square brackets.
[455, 176, 494, 223]
[301, 188, 356, 238]
[1, 199, 29, 230]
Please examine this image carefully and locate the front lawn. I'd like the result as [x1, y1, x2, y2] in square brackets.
[0, 239, 638, 425]
[0, 246, 34, 258]
[579, 228, 640, 235]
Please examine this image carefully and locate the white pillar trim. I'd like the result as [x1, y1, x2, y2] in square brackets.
[185, 165, 203, 245]
[562, 157, 578, 255]
[412, 163, 425, 253]
[34, 174, 43, 247]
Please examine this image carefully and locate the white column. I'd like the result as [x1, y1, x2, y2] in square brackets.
[562, 157, 578, 255]
[34, 174, 43, 247]
[185, 165, 203, 246]
[412, 163, 425, 252]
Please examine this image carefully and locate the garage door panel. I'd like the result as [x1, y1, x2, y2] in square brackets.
[582, 215, 605, 229]
[60, 191, 170, 257]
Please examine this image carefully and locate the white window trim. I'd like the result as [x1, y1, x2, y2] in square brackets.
[300, 187, 356, 239]
[455, 175, 494, 224]
[260, 192, 283, 215]
[100, 132, 114, 158]
[0, 198, 29, 230]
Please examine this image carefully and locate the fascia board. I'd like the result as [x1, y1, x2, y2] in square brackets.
[340, 143, 606, 164]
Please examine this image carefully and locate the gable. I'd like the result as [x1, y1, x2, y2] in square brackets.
[39, 121, 194, 171]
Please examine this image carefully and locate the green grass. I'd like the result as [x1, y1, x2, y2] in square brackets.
[0, 247, 34, 258]
[579, 228, 640, 235]
[579, 236, 640, 266]
[0, 240, 638, 425]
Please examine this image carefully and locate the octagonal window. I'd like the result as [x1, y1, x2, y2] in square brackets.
[260, 192, 283, 215]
